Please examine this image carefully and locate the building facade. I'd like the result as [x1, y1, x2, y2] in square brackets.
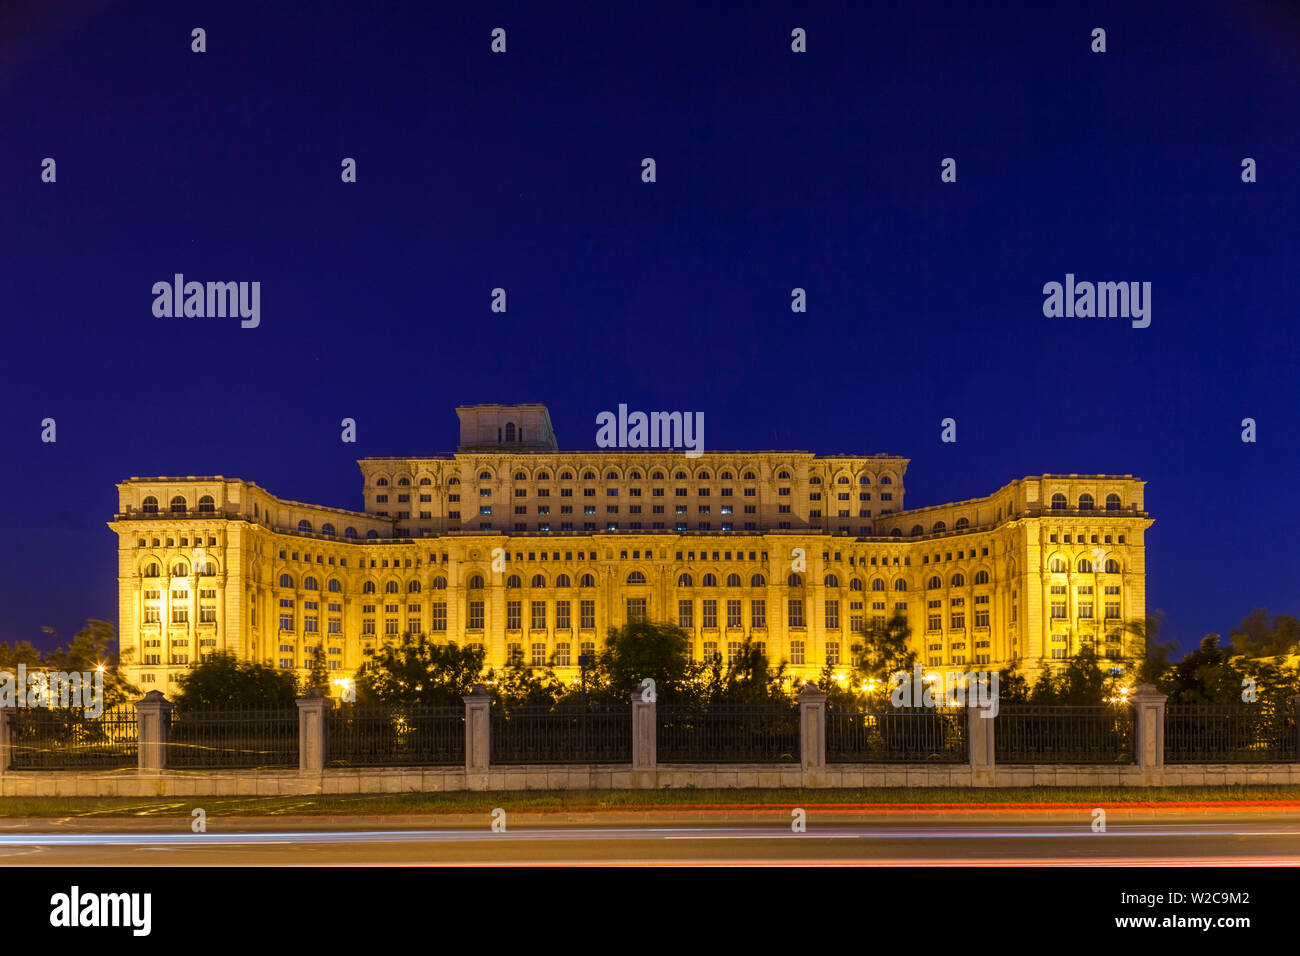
[109, 404, 1152, 695]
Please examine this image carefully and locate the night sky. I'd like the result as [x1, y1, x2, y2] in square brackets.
[2, 0, 1297, 656]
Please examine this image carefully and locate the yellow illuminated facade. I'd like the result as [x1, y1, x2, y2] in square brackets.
[109, 404, 1151, 695]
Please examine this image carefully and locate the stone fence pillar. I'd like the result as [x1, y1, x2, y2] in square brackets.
[798, 682, 827, 775]
[463, 684, 492, 773]
[967, 694, 996, 787]
[296, 691, 332, 773]
[0, 706, 12, 772]
[1131, 683, 1167, 780]
[631, 689, 656, 770]
[136, 691, 173, 772]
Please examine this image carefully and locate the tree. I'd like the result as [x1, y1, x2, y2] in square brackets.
[694, 639, 793, 707]
[595, 620, 693, 705]
[1230, 609, 1300, 659]
[0, 640, 43, 669]
[1160, 635, 1244, 704]
[43, 620, 139, 709]
[299, 648, 331, 696]
[856, 614, 918, 688]
[173, 651, 298, 711]
[485, 659, 567, 710]
[1029, 647, 1115, 705]
[353, 633, 484, 707]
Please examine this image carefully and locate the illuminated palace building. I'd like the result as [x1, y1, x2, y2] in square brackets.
[110, 404, 1151, 694]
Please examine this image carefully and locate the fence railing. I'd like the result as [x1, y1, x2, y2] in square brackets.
[8, 707, 138, 771]
[166, 708, 299, 769]
[826, 707, 967, 763]
[329, 705, 465, 766]
[1165, 703, 1298, 764]
[490, 704, 632, 764]
[995, 705, 1134, 764]
[657, 703, 800, 763]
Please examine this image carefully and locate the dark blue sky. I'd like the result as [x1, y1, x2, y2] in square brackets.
[2, 0, 1297, 655]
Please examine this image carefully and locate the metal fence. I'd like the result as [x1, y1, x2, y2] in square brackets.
[490, 705, 632, 764]
[656, 703, 800, 763]
[8, 707, 139, 770]
[1165, 702, 1298, 763]
[995, 704, 1134, 764]
[328, 705, 465, 766]
[826, 707, 967, 763]
[166, 708, 299, 768]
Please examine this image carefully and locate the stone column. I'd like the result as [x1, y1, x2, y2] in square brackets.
[136, 690, 173, 772]
[798, 682, 827, 777]
[631, 689, 656, 770]
[296, 690, 332, 773]
[463, 684, 492, 776]
[967, 693, 995, 787]
[1131, 683, 1166, 782]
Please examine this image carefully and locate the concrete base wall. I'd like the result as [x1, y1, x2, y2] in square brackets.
[3, 763, 1300, 797]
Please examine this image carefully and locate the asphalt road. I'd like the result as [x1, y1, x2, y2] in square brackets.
[1, 819, 1298, 865]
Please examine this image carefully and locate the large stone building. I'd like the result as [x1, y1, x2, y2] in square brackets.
[109, 404, 1152, 695]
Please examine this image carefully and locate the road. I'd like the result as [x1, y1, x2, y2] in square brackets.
[1, 817, 1298, 865]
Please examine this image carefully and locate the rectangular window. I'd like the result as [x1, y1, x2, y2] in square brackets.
[531, 642, 547, 666]
[678, 599, 693, 629]
[507, 600, 522, 630]
[468, 601, 484, 630]
[580, 600, 595, 629]
[703, 640, 718, 662]
[826, 641, 840, 666]
[788, 599, 805, 628]
[430, 603, 447, 631]
[702, 599, 718, 629]
[825, 600, 840, 630]
[751, 599, 766, 628]
[790, 640, 805, 665]
[556, 600, 571, 629]
[727, 641, 742, 663]
[531, 600, 547, 630]
[726, 599, 742, 628]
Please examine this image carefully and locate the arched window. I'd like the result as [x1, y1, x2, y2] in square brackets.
[787, 573, 803, 588]
[408, 580, 422, 592]
[932, 521, 946, 533]
[397, 477, 410, 486]
[697, 471, 710, 480]
[891, 528, 902, 537]
[141, 496, 159, 514]
[376, 477, 389, 486]
[1051, 493, 1067, 510]
[561, 471, 574, 480]
[448, 477, 460, 485]
[894, 578, 908, 592]
[677, 572, 693, 587]
[1077, 558, 1093, 573]
[880, 476, 892, 485]
[726, 573, 742, 587]
[850, 578, 864, 592]
[1106, 494, 1121, 511]
[651, 471, 665, 480]
[743, 472, 756, 480]
[468, 575, 484, 590]
[627, 571, 646, 585]
[174, 560, 191, 576]
[1105, 559, 1121, 573]
[912, 525, 924, 536]
[506, 575, 521, 589]
[927, 576, 941, 589]
[583, 471, 596, 480]
[974, 570, 990, 585]
[431, 576, 447, 589]
[859, 475, 871, 485]
[514, 471, 527, 481]
[750, 573, 766, 587]
[719, 471, 731, 480]
[950, 573, 965, 587]
[536, 472, 550, 481]
[198, 495, 215, 513]
[143, 562, 160, 577]
[385, 581, 399, 594]
[629, 471, 642, 480]
[366, 530, 378, 539]
[606, 471, 619, 480]
[304, 576, 318, 590]
[579, 574, 595, 588]
[837, 476, 850, 485]
[778, 470, 791, 480]
[321, 523, 335, 536]
[170, 495, 187, 514]
[279, 574, 294, 588]
[531, 574, 547, 588]
[555, 573, 570, 588]
[344, 527, 357, 538]
[955, 517, 969, 530]
[479, 471, 492, 481]
[871, 578, 885, 592]
[1049, 558, 1067, 573]
[419, 477, 432, 485]
[298, 519, 312, 533]
[675, 471, 687, 479]
[824, 574, 839, 588]
[702, 573, 717, 587]
[505, 422, 516, 442]
[1079, 493, 1095, 510]
[328, 579, 341, 593]
[363, 581, 377, 594]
